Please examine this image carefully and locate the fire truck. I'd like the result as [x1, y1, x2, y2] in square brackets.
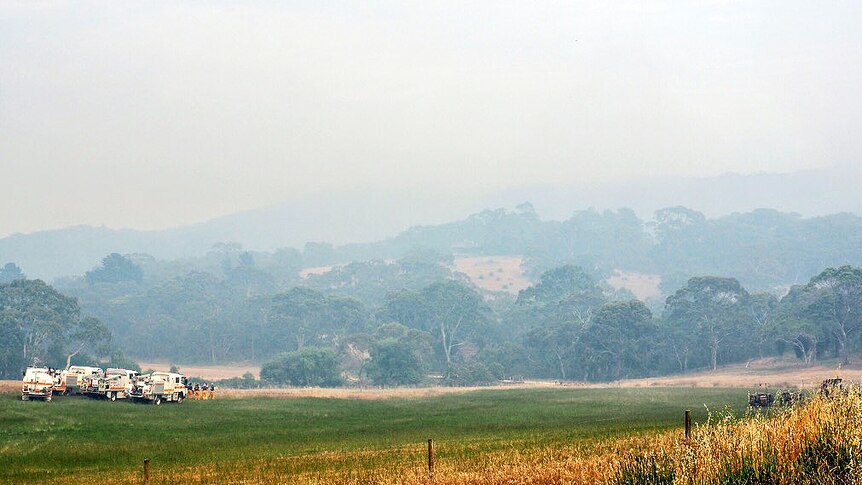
[92, 368, 140, 401]
[129, 372, 188, 405]
[65, 366, 104, 395]
[21, 367, 55, 401]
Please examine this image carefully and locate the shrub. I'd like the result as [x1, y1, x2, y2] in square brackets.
[261, 347, 342, 387]
[367, 339, 425, 386]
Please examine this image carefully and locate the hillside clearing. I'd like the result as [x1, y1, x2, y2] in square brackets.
[451, 255, 532, 295]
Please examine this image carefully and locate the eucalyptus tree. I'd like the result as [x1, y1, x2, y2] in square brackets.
[665, 276, 751, 371]
[799, 266, 862, 365]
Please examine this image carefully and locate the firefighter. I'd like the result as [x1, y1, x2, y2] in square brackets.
[194, 383, 201, 400]
[209, 384, 216, 400]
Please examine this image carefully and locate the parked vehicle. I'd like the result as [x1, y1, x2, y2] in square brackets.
[748, 391, 774, 407]
[94, 368, 139, 401]
[80, 372, 103, 396]
[51, 368, 68, 395]
[65, 366, 104, 395]
[22, 367, 54, 401]
[129, 372, 188, 405]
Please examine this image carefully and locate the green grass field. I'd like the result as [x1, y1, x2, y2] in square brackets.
[0, 388, 745, 483]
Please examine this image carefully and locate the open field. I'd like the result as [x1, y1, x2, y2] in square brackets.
[606, 270, 662, 301]
[451, 255, 532, 295]
[613, 357, 862, 390]
[0, 387, 744, 484]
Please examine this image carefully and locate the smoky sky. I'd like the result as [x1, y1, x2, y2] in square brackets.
[1, 1, 860, 236]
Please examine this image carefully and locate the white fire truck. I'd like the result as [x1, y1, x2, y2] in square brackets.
[21, 367, 55, 401]
[65, 366, 104, 395]
[129, 372, 188, 405]
[93, 368, 140, 401]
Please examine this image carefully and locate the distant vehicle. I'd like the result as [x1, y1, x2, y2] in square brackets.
[748, 391, 774, 407]
[820, 378, 844, 397]
[86, 368, 139, 401]
[51, 368, 68, 395]
[65, 366, 104, 395]
[129, 372, 188, 405]
[102, 368, 139, 401]
[22, 367, 54, 401]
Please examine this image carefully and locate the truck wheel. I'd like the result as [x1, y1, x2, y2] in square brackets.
[109, 392, 116, 402]
[177, 393, 184, 404]
[154, 396, 161, 406]
[46, 395, 52, 402]
[22, 395, 29, 401]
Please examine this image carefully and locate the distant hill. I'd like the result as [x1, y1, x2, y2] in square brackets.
[2, 164, 861, 280]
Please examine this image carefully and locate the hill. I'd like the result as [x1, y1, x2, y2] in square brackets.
[3, 165, 862, 280]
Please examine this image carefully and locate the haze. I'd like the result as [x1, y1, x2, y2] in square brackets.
[2, 1, 860, 237]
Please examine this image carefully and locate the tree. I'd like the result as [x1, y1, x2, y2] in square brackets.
[65, 316, 111, 368]
[801, 266, 862, 365]
[367, 338, 425, 386]
[268, 287, 327, 351]
[0, 263, 25, 284]
[260, 347, 342, 387]
[772, 285, 823, 365]
[583, 300, 654, 381]
[525, 320, 584, 380]
[267, 288, 369, 352]
[85, 253, 143, 284]
[380, 282, 490, 377]
[516, 265, 596, 307]
[748, 292, 780, 359]
[665, 276, 750, 371]
[0, 279, 107, 377]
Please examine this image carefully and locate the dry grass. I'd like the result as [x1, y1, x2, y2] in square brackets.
[606, 270, 662, 301]
[613, 357, 862, 390]
[0, 380, 19, 394]
[299, 265, 338, 279]
[216, 381, 556, 400]
[451, 256, 532, 295]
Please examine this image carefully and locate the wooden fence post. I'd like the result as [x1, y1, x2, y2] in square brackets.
[143, 459, 150, 484]
[685, 410, 691, 440]
[427, 438, 434, 478]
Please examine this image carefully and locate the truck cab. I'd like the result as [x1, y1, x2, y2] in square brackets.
[22, 367, 54, 401]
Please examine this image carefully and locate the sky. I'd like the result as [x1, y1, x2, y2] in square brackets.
[1, 1, 860, 237]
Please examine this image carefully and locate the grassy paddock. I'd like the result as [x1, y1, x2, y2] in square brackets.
[0, 387, 743, 483]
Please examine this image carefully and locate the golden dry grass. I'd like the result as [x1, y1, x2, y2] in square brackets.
[613, 357, 862, 390]
[216, 381, 557, 400]
[0, 380, 19, 393]
[606, 270, 662, 301]
[451, 256, 532, 295]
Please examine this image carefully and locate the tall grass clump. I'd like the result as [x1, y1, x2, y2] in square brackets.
[614, 389, 862, 485]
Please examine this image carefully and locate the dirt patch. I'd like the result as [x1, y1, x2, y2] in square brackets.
[606, 270, 662, 301]
[452, 255, 532, 295]
[136, 362, 260, 380]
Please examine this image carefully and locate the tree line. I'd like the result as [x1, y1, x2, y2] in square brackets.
[3, 253, 861, 385]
